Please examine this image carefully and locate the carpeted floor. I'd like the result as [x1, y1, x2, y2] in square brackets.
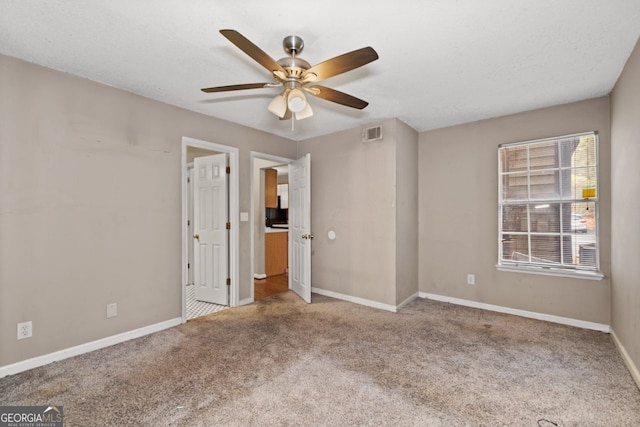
[1, 291, 639, 426]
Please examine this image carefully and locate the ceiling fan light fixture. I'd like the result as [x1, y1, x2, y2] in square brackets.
[287, 88, 307, 113]
[267, 94, 287, 118]
[295, 102, 314, 120]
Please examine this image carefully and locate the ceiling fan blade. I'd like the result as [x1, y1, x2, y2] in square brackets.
[307, 85, 369, 110]
[303, 47, 378, 82]
[220, 29, 286, 75]
[201, 83, 271, 93]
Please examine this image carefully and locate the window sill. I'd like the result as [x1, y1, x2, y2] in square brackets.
[496, 264, 605, 281]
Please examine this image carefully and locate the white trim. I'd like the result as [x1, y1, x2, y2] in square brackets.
[396, 292, 420, 311]
[312, 287, 397, 312]
[185, 165, 194, 287]
[181, 137, 240, 322]
[239, 297, 254, 306]
[419, 292, 610, 332]
[254, 273, 267, 279]
[497, 264, 604, 281]
[249, 151, 294, 302]
[0, 318, 182, 379]
[611, 329, 640, 391]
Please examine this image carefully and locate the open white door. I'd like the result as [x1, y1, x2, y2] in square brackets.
[289, 153, 312, 303]
[193, 154, 229, 305]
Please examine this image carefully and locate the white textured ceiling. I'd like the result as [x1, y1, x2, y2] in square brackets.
[1, 1, 639, 141]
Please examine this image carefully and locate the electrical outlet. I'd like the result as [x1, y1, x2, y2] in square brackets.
[106, 303, 118, 319]
[467, 274, 476, 285]
[17, 321, 32, 340]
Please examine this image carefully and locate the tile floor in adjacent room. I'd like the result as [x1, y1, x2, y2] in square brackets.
[187, 274, 288, 320]
[186, 284, 227, 320]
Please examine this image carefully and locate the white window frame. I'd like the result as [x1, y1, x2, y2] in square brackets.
[497, 132, 603, 280]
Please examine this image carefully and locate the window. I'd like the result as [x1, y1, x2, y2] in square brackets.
[498, 132, 600, 278]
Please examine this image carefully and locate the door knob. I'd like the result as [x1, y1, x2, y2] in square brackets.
[193, 234, 199, 240]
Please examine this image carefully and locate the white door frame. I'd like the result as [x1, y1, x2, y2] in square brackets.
[186, 164, 194, 287]
[182, 137, 239, 322]
[249, 151, 293, 302]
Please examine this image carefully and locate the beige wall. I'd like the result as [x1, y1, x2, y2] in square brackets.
[610, 37, 640, 379]
[2, 43, 635, 375]
[419, 97, 611, 324]
[395, 120, 419, 305]
[187, 146, 219, 163]
[0, 54, 296, 366]
[298, 119, 398, 306]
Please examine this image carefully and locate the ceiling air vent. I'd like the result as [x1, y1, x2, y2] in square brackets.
[362, 125, 383, 142]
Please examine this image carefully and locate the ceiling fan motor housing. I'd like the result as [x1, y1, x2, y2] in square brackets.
[277, 56, 310, 80]
[277, 36, 310, 79]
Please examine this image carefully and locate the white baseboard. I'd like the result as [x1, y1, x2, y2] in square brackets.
[0, 317, 182, 379]
[419, 292, 610, 333]
[253, 273, 266, 280]
[312, 287, 397, 312]
[239, 297, 254, 306]
[396, 292, 420, 311]
[611, 329, 640, 390]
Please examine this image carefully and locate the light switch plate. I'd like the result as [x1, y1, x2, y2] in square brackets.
[240, 212, 249, 222]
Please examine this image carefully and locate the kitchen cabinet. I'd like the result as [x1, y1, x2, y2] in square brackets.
[265, 231, 288, 277]
[265, 168, 277, 208]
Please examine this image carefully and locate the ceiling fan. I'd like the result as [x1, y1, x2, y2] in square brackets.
[201, 30, 379, 122]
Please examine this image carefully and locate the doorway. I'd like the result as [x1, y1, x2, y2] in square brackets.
[250, 152, 293, 301]
[182, 137, 239, 322]
[186, 159, 227, 319]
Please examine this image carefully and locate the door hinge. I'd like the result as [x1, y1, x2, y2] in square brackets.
[187, 263, 190, 269]
[187, 220, 190, 226]
[226, 166, 231, 174]
[226, 278, 231, 286]
[226, 222, 231, 230]
[187, 177, 190, 183]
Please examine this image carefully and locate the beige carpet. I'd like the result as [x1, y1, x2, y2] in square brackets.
[2, 291, 639, 426]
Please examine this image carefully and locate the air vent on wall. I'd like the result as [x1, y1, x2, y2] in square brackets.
[362, 125, 383, 142]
